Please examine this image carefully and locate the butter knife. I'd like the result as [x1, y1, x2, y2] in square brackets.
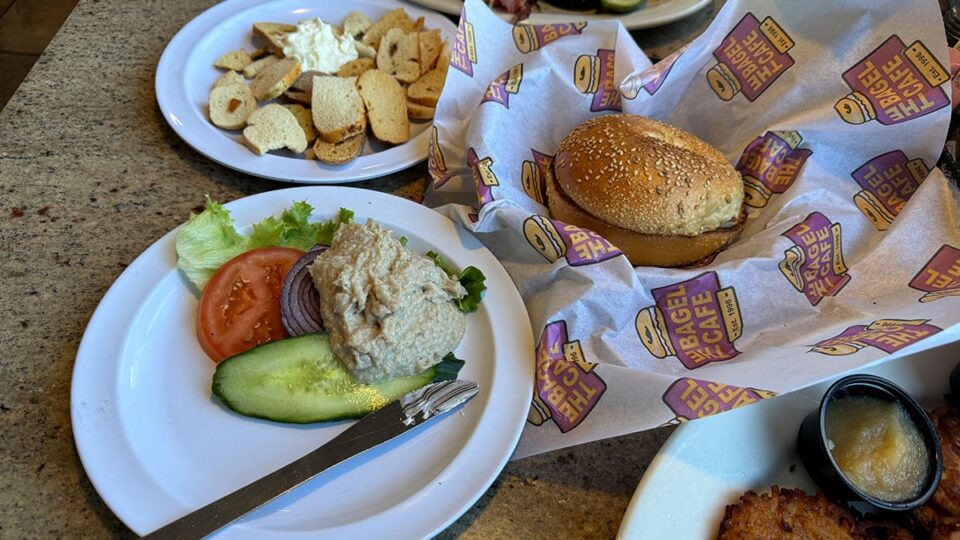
[144, 379, 479, 539]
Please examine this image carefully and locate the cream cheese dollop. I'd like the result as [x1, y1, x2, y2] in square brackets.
[282, 18, 358, 74]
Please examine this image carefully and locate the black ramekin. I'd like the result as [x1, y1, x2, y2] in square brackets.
[797, 374, 942, 512]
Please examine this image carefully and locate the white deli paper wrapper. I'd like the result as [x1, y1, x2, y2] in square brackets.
[428, 0, 960, 459]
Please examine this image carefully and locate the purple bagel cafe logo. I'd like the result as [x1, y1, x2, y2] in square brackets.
[527, 320, 607, 433]
[481, 64, 524, 108]
[450, 7, 478, 77]
[850, 150, 929, 231]
[513, 21, 587, 54]
[635, 272, 744, 370]
[467, 147, 497, 207]
[909, 244, 960, 302]
[428, 126, 451, 188]
[811, 318, 943, 356]
[621, 48, 684, 100]
[662, 377, 775, 424]
[574, 49, 622, 112]
[778, 212, 851, 306]
[707, 13, 795, 102]
[836, 35, 949, 126]
[523, 215, 622, 267]
[735, 130, 812, 209]
[520, 149, 552, 205]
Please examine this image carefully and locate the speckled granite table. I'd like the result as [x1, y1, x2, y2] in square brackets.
[0, 1, 719, 537]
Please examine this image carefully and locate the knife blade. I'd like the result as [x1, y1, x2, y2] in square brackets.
[144, 379, 479, 539]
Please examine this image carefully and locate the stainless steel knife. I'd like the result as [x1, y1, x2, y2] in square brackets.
[144, 379, 479, 539]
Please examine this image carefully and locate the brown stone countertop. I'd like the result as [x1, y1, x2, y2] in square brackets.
[0, 0, 721, 536]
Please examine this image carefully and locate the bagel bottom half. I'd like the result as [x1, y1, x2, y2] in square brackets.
[545, 172, 745, 267]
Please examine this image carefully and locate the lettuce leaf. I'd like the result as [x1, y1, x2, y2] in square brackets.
[249, 203, 353, 251]
[454, 266, 487, 314]
[175, 196, 352, 290]
[425, 250, 487, 314]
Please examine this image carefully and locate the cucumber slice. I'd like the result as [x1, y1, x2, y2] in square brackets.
[212, 334, 434, 423]
[601, 0, 645, 13]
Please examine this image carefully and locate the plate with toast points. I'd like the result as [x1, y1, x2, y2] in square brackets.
[156, 0, 457, 183]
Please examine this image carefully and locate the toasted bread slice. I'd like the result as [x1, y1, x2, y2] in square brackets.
[253, 22, 296, 56]
[283, 90, 311, 105]
[362, 8, 422, 49]
[242, 104, 308, 155]
[311, 76, 366, 143]
[250, 47, 271, 60]
[243, 55, 280, 79]
[209, 84, 257, 129]
[343, 11, 372, 40]
[282, 104, 317, 143]
[290, 70, 325, 93]
[377, 29, 420, 84]
[418, 30, 443, 75]
[435, 41, 450, 74]
[407, 67, 445, 107]
[406, 100, 435, 120]
[214, 49, 253, 71]
[313, 132, 365, 164]
[213, 70, 246, 89]
[357, 69, 409, 144]
[355, 41, 377, 59]
[250, 58, 301, 101]
[338, 58, 375, 78]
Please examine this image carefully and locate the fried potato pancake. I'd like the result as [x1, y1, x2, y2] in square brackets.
[719, 405, 960, 539]
[718, 486, 859, 539]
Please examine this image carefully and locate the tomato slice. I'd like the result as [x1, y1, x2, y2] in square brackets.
[197, 247, 305, 362]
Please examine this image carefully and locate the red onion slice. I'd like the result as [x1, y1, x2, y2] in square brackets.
[280, 245, 327, 336]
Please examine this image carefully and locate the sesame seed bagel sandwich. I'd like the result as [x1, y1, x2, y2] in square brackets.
[548, 114, 745, 267]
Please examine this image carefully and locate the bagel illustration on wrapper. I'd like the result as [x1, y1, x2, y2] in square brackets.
[909, 245, 960, 302]
[527, 321, 606, 433]
[523, 215, 622, 267]
[574, 49, 622, 112]
[523, 215, 566, 263]
[513, 21, 587, 54]
[778, 212, 851, 306]
[520, 149, 553, 205]
[706, 13, 795, 102]
[811, 319, 942, 356]
[850, 150, 929, 231]
[735, 130, 812, 209]
[661, 378, 775, 424]
[635, 272, 744, 369]
[835, 36, 949, 125]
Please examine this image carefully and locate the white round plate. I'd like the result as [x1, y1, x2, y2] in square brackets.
[71, 187, 534, 538]
[156, 0, 457, 183]
[403, 0, 711, 30]
[618, 327, 960, 539]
